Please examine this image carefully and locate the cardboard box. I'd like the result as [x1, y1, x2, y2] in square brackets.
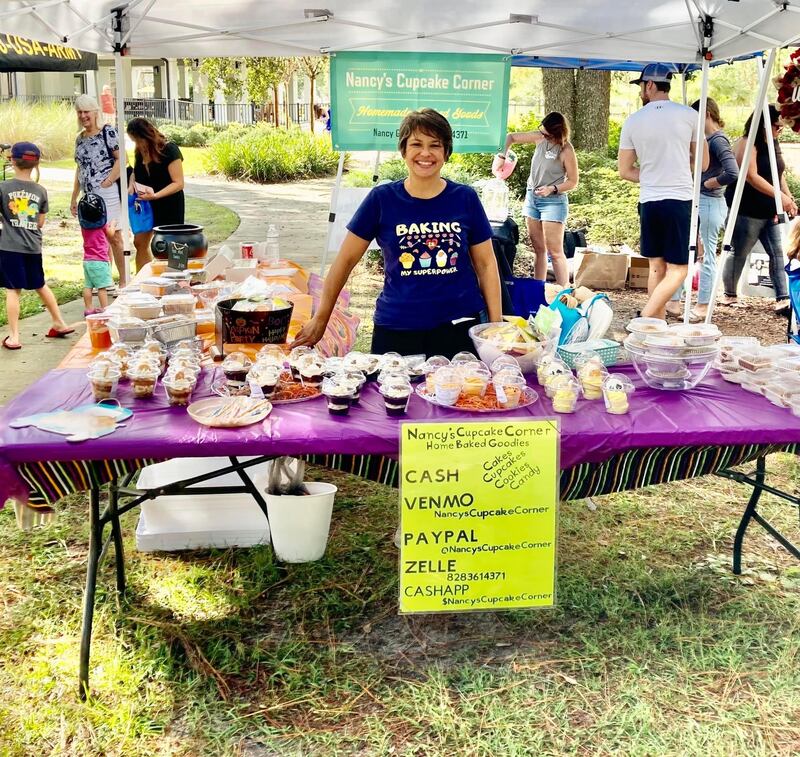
[628, 255, 649, 289]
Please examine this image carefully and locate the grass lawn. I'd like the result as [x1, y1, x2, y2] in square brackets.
[0, 449, 798, 754]
[44, 146, 210, 177]
[0, 181, 239, 328]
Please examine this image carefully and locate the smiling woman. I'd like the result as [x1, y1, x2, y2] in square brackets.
[294, 107, 502, 359]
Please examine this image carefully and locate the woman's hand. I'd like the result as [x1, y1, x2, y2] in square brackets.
[70, 199, 78, 217]
[292, 316, 328, 348]
[781, 192, 797, 217]
[533, 185, 557, 197]
[99, 177, 112, 189]
[136, 189, 157, 202]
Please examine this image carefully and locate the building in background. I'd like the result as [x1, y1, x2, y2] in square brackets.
[2, 56, 328, 129]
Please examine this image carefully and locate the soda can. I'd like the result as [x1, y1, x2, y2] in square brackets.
[240, 242, 255, 259]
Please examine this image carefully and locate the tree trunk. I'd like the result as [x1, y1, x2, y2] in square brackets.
[272, 85, 279, 127]
[542, 69, 576, 126]
[573, 70, 611, 151]
[284, 82, 290, 125]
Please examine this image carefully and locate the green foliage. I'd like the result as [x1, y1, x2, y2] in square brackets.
[196, 58, 244, 101]
[607, 118, 622, 158]
[156, 123, 216, 147]
[206, 123, 342, 182]
[570, 152, 641, 245]
[157, 123, 188, 146]
[0, 100, 78, 161]
[785, 167, 800, 198]
[245, 57, 292, 104]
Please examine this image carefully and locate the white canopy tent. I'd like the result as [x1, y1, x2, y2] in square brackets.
[5, 0, 800, 318]
[4, 1, 800, 61]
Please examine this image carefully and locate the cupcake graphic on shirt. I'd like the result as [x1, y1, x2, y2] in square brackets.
[420, 252, 432, 268]
[399, 252, 414, 269]
[450, 251, 459, 266]
[436, 250, 447, 267]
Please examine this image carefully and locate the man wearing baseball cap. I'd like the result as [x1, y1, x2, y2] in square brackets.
[619, 63, 709, 319]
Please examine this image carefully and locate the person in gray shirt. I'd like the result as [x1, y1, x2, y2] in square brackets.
[668, 97, 739, 321]
[0, 142, 73, 350]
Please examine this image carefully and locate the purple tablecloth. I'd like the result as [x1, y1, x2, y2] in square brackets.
[2, 366, 800, 507]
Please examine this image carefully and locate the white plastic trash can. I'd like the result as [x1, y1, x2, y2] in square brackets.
[265, 482, 336, 563]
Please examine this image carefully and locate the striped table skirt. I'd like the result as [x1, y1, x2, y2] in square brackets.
[14, 442, 798, 516]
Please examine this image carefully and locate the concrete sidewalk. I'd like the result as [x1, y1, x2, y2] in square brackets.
[0, 175, 335, 405]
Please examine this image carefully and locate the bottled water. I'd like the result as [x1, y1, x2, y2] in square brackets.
[481, 178, 509, 223]
[265, 223, 280, 262]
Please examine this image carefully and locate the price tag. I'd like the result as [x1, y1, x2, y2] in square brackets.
[399, 419, 559, 613]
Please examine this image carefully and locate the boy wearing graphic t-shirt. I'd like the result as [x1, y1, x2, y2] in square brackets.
[295, 109, 501, 358]
[0, 142, 73, 350]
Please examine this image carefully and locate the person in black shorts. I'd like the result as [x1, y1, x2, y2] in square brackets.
[0, 142, 73, 350]
[639, 199, 691, 265]
[618, 63, 708, 319]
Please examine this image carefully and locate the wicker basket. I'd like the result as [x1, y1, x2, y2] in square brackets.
[557, 339, 620, 368]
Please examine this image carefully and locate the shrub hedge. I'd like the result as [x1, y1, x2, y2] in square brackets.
[0, 100, 77, 160]
[158, 123, 217, 147]
[205, 123, 342, 182]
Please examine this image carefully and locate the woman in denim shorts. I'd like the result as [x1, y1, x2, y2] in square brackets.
[502, 112, 579, 287]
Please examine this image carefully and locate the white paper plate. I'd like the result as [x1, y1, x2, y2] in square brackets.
[187, 397, 272, 427]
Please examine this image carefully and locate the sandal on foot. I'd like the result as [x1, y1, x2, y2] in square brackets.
[45, 327, 75, 338]
[688, 310, 706, 323]
[774, 301, 791, 314]
[2, 336, 21, 350]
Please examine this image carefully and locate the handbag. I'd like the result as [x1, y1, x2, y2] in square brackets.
[128, 194, 154, 234]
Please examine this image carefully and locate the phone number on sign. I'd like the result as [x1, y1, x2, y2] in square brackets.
[447, 570, 506, 582]
[452, 130, 469, 139]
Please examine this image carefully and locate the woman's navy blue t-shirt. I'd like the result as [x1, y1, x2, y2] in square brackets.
[347, 179, 493, 330]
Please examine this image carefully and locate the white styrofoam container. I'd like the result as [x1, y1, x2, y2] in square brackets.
[134, 457, 270, 551]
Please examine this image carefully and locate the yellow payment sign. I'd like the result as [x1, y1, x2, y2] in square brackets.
[399, 419, 559, 613]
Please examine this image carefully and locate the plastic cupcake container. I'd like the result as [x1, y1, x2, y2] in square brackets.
[88, 366, 121, 401]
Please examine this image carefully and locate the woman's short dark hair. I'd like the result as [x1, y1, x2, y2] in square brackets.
[743, 103, 780, 149]
[691, 97, 724, 128]
[398, 109, 453, 160]
[540, 111, 570, 147]
[126, 117, 168, 160]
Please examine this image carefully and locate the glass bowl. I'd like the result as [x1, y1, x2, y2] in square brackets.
[624, 336, 718, 391]
[469, 322, 551, 375]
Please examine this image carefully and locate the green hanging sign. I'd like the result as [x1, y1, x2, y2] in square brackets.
[330, 52, 510, 154]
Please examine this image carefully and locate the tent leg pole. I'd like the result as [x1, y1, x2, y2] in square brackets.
[758, 56, 789, 296]
[706, 49, 777, 324]
[684, 60, 709, 324]
[114, 51, 131, 288]
[320, 152, 345, 276]
[372, 151, 381, 184]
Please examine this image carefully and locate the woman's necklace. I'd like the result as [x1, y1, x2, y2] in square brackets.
[544, 140, 560, 160]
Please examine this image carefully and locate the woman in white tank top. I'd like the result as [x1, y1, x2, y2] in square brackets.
[502, 112, 579, 287]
